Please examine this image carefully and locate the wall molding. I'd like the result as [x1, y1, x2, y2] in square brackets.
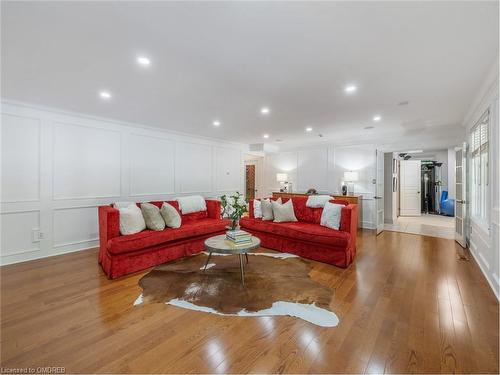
[1, 101, 245, 265]
[0, 112, 42, 203]
[53, 238, 99, 249]
[469, 243, 499, 300]
[1, 210, 41, 257]
[2, 99, 246, 148]
[51, 120, 123, 200]
[128, 132, 176, 197]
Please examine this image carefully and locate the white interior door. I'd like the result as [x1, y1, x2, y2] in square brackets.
[400, 160, 421, 216]
[455, 143, 467, 247]
[375, 150, 384, 235]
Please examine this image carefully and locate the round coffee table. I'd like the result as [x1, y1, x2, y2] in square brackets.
[203, 234, 261, 286]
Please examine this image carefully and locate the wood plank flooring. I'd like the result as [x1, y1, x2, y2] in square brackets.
[1, 230, 498, 373]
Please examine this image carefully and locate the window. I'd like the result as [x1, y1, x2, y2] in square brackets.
[470, 110, 489, 223]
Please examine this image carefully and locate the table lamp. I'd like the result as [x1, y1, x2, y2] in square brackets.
[343, 171, 358, 195]
[276, 173, 288, 192]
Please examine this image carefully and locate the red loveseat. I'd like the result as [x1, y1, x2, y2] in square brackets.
[240, 196, 358, 267]
[98, 200, 229, 279]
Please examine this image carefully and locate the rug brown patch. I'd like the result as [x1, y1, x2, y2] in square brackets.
[137, 253, 335, 314]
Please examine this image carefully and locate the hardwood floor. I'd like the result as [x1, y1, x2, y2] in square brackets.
[1, 230, 498, 373]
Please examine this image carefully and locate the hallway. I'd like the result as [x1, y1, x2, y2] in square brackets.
[384, 214, 455, 240]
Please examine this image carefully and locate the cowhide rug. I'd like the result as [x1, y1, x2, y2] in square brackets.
[134, 252, 339, 327]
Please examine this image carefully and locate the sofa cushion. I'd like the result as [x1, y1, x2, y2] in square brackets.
[306, 195, 332, 208]
[272, 199, 297, 223]
[141, 202, 166, 231]
[113, 201, 135, 209]
[160, 202, 182, 228]
[108, 218, 229, 255]
[253, 199, 263, 218]
[176, 195, 207, 214]
[142, 200, 207, 223]
[240, 217, 349, 248]
[320, 202, 343, 230]
[117, 204, 146, 235]
[261, 198, 274, 221]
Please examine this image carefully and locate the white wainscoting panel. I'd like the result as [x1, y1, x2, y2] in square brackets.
[1, 114, 40, 203]
[53, 206, 99, 248]
[262, 144, 377, 228]
[264, 152, 298, 195]
[53, 122, 122, 200]
[297, 147, 328, 192]
[0, 101, 245, 265]
[215, 147, 242, 192]
[463, 59, 499, 299]
[129, 134, 175, 196]
[176, 141, 213, 193]
[1, 210, 41, 256]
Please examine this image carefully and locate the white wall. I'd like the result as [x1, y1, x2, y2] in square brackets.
[463, 58, 499, 299]
[0, 101, 246, 265]
[262, 144, 377, 229]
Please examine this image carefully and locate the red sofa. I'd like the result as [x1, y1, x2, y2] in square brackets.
[98, 200, 229, 279]
[240, 196, 358, 267]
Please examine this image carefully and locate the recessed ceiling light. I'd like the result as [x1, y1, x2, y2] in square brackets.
[305, 127, 313, 132]
[99, 91, 112, 100]
[344, 85, 357, 94]
[263, 133, 269, 139]
[137, 56, 151, 66]
[373, 115, 382, 121]
[212, 120, 221, 127]
[260, 107, 270, 115]
[364, 126, 374, 130]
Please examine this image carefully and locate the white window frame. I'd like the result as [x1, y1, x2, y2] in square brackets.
[470, 109, 490, 229]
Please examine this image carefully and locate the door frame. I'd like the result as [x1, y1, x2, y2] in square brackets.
[243, 157, 264, 199]
[375, 149, 384, 235]
[455, 142, 467, 247]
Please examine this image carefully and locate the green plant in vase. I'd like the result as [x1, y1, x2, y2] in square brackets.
[220, 192, 248, 231]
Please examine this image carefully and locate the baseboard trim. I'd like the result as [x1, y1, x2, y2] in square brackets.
[362, 221, 376, 229]
[468, 246, 500, 301]
[0, 243, 97, 267]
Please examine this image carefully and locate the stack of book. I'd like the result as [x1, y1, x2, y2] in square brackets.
[226, 229, 252, 245]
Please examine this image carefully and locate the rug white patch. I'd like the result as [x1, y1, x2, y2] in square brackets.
[167, 299, 339, 327]
[202, 251, 298, 259]
[134, 294, 143, 305]
[200, 263, 216, 270]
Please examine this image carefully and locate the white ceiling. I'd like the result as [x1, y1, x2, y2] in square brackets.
[2, 1, 498, 150]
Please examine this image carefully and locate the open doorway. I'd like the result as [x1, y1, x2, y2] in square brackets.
[243, 154, 264, 201]
[383, 149, 457, 239]
[245, 164, 256, 200]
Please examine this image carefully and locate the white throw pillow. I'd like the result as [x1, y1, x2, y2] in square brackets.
[320, 202, 343, 230]
[118, 204, 146, 235]
[272, 199, 298, 223]
[160, 202, 182, 228]
[176, 195, 207, 214]
[253, 200, 263, 218]
[113, 201, 135, 209]
[306, 195, 332, 208]
[261, 198, 281, 221]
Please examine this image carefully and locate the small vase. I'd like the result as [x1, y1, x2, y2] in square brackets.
[231, 219, 240, 231]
